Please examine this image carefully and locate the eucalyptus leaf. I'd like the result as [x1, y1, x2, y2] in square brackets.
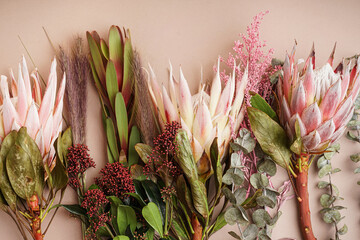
[350, 153, 360, 163]
[252, 209, 271, 228]
[222, 187, 236, 204]
[338, 224, 348, 235]
[320, 194, 336, 208]
[247, 107, 291, 169]
[256, 195, 276, 209]
[234, 188, 247, 205]
[224, 206, 248, 225]
[250, 173, 269, 189]
[233, 128, 256, 154]
[223, 168, 245, 186]
[322, 210, 341, 223]
[257, 158, 277, 176]
[318, 164, 332, 178]
[228, 231, 241, 240]
[242, 224, 258, 240]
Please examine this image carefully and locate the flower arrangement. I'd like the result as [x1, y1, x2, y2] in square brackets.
[0, 10, 359, 240]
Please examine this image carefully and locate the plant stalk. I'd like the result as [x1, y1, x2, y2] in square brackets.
[295, 155, 316, 240]
[191, 213, 202, 240]
[28, 195, 43, 240]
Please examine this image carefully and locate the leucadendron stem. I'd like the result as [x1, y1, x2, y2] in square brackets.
[295, 154, 316, 240]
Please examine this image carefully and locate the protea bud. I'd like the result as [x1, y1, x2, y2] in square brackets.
[148, 59, 248, 179]
[278, 45, 360, 152]
[0, 57, 65, 166]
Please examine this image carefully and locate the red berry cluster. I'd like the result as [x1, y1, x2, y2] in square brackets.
[81, 189, 109, 238]
[160, 185, 176, 201]
[95, 162, 135, 200]
[67, 144, 95, 189]
[144, 121, 181, 177]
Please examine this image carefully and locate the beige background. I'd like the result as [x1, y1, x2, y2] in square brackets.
[0, 0, 359, 239]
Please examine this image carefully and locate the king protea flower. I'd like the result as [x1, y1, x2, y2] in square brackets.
[0, 56, 66, 165]
[148, 59, 247, 178]
[278, 45, 360, 152]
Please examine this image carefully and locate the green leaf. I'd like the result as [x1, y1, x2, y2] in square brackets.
[128, 126, 140, 167]
[320, 194, 336, 208]
[228, 231, 241, 239]
[172, 218, 189, 240]
[224, 206, 249, 225]
[100, 39, 109, 60]
[210, 212, 227, 235]
[210, 138, 222, 203]
[6, 144, 35, 200]
[232, 128, 256, 154]
[250, 94, 278, 121]
[109, 26, 124, 89]
[354, 166, 360, 174]
[247, 107, 291, 169]
[105, 118, 119, 161]
[56, 127, 73, 166]
[318, 164, 332, 178]
[243, 224, 258, 240]
[256, 195, 276, 208]
[115, 92, 129, 154]
[106, 61, 119, 110]
[141, 180, 166, 223]
[87, 31, 106, 84]
[60, 204, 87, 217]
[51, 158, 69, 191]
[142, 202, 164, 237]
[135, 143, 152, 164]
[350, 153, 360, 163]
[257, 158, 277, 176]
[323, 209, 341, 223]
[252, 209, 272, 228]
[117, 205, 137, 234]
[317, 181, 329, 189]
[122, 38, 134, 104]
[338, 224, 348, 235]
[146, 228, 155, 240]
[234, 188, 247, 205]
[222, 187, 236, 204]
[0, 131, 18, 209]
[230, 152, 241, 168]
[113, 236, 130, 240]
[174, 130, 208, 218]
[250, 173, 269, 189]
[222, 168, 244, 186]
[290, 120, 302, 155]
[16, 127, 44, 197]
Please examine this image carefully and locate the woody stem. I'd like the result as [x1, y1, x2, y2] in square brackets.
[28, 195, 43, 240]
[295, 155, 316, 240]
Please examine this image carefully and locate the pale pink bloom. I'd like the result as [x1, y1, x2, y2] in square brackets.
[0, 56, 65, 165]
[278, 45, 360, 152]
[148, 59, 248, 175]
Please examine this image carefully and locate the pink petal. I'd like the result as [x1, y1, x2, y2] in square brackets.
[9, 69, 17, 97]
[281, 96, 291, 126]
[289, 113, 306, 137]
[168, 61, 179, 108]
[192, 100, 212, 146]
[191, 136, 203, 163]
[282, 54, 291, 101]
[327, 43, 336, 67]
[209, 58, 222, 116]
[2, 97, 18, 135]
[302, 130, 321, 151]
[24, 102, 41, 139]
[230, 64, 248, 118]
[42, 114, 53, 154]
[215, 70, 235, 116]
[55, 73, 66, 109]
[338, 106, 354, 129]
[331, 126, 346, 143]
[340, 63, 351, 101]
[35, 129, 45, 157]
[301, 102, 321, 133]
[162, 85, 179, 123]
[38, 65, 57, 125]
[303, 61, 315, 105]
[319, 79, 341, 121]
[350, 73, 360, 101]
[316, 119, 335, 142]
[17, 65, 28, 124]
[1, 76, 10, 99]
[333, 97, 353, 128]
[31, 71, 42, 105]
[21, 56, 32, 105]
[178, 67, 194, 129]
[291, 81, 306, 115]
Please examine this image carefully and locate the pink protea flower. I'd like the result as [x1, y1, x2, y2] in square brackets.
[278, 45, 360, 152]
[147, 60, 248, 177]
[0, 56, 66, 164]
